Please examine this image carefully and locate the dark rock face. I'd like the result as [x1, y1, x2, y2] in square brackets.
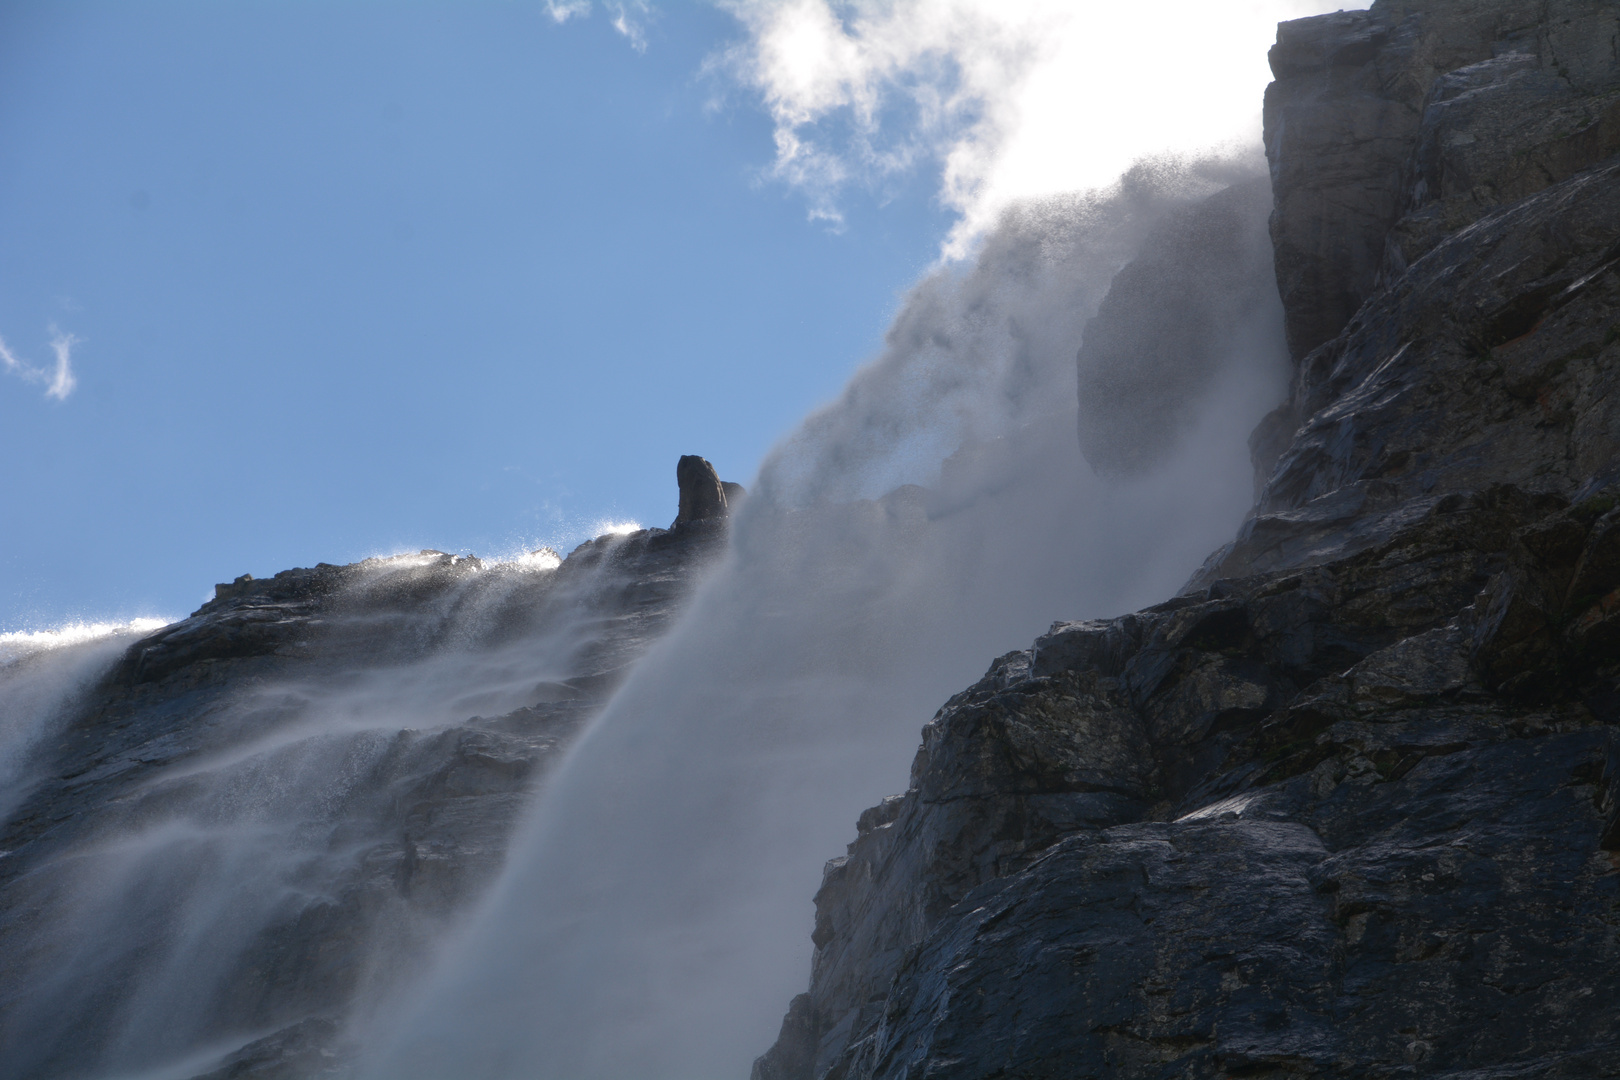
[0, 475, 730, 1079]
[674, 454, 741, 528]
[1076, 177, 1281, 477]
[1265, 0, 1620, 360]
[1203, 153, 1620, 587]
[758, 2, 1620, 1077]
[760, 486, 1620, 1079]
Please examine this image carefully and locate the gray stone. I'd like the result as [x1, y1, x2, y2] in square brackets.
[1263, 0, 1619, 361]
[673, 454, 736, 528]
[0, 463, 730, 1080]
[1261, 158, 1620, 518]
[757, 473, 1620, 1078]
[758, 3, 1620, 1077]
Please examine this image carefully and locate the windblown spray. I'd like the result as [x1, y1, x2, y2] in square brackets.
[364, 154, 1289, 1079]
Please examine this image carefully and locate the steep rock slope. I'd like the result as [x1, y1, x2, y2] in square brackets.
[0, 460, 738, 1080]
[757, 2, 1620, 1077]
[1266, 0, 1620, 360]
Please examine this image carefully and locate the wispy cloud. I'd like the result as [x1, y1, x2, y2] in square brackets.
[543, 0, 654, 52]
[0, 327, 78, 401]
[535, 1, 1352, 251]
[712, 0, 1356, 255]
[608, 3, 653, 52]
[544, 1, 592, 22]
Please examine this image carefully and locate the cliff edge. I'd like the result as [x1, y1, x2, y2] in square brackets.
[0, 458, 741, 1080]
[757, 2, 1620, 1077]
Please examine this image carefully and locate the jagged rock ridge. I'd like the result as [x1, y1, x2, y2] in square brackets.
[0, 457, 741, 1080]
[757, 2, 1620, 1077]
[674, 453, 746, 528]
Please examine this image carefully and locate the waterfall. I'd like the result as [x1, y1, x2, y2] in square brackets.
[0, 620, 170, 826]
[0, 152, 1288, 1080]
[0, 540, 719, 1080]
[361, 155, 1290, 1079]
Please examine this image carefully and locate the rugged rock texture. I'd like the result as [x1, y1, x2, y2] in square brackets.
[758, 2, 1620, 1077]
[760, 484, 1620, 1079]
[1265, 0, 1620, 360]
[1214, 155, 1620, 583]
[674, 453, 741, 528]
[0, 465, 738, 1080]
[1076, 176, 1280, 477]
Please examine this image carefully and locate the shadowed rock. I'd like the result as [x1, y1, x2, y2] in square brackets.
[758, 2, 1620, 1077]
[673, 454, 732, 529]
[0, 461, 734, 1080]
[1264, 0, 1620, 360]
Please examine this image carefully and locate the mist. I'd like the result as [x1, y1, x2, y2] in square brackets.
[0, 151, 1289, 1080]
[360, 151, 1289, 1079]
[0, 550, 706, 1080]
[0, 621, 166, 825]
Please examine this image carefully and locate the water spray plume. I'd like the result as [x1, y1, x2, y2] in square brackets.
[363, 150, 1289, 1079]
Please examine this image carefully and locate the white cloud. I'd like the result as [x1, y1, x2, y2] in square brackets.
[543, 0, 653, 51]
[544, 1, 592, 22]
[0, 327, 78, 401]
[714, 0, 1360, 255]
[609, 3, 653, 52]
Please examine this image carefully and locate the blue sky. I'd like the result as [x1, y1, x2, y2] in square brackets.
[0, 1, 953, 627]
[0, 0, 1349, 630]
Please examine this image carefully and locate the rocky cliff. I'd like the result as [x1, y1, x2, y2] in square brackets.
[0, 458, 740, 1080]
[756, 2, 1620, 1077]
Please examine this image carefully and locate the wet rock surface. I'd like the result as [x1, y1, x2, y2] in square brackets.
[0, 486, 734, 1078]
[759, 2, 1620, 1077]
[1248, 157, 1620, 528]
[1264, 0, 1620, 361]
[760, 485, 1620, 1080]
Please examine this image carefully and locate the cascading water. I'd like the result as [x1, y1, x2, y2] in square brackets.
[0, 620, 171, 827]
[0, 153, 1286, 1080]
[0, 535, 722, 1080]
[360, 154, 1291, 1079]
